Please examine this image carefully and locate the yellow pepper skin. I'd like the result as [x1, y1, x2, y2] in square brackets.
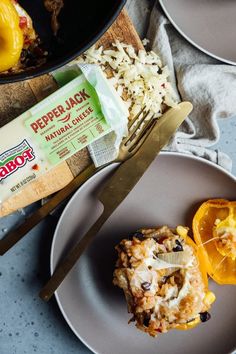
[0, 0, 23, 72]
[176, 317, 200, 331]
[193, 199, 236, 285]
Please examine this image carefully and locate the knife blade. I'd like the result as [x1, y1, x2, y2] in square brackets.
[39, 101, 193, 301]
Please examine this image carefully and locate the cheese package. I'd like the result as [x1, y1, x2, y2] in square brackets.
[0, 64, 128, 203]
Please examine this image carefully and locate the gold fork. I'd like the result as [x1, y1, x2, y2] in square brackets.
[0, 108, 156, 255]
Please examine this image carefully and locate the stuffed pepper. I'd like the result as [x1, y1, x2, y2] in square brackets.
[113, 225, 215, 337]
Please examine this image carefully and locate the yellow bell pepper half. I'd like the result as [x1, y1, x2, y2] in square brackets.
[0, 0, 23, 72]
[193, 199, 236, 285]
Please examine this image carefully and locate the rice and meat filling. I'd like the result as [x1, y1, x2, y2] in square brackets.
[113, 226, 215, 337]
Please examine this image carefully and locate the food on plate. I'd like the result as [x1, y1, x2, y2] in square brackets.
[0, 0, 47, 73]
[193, 199, 236, 285]
[113, 225, 215, 337]
[43, 0, 64, 35]
[77, 40, 178, 120]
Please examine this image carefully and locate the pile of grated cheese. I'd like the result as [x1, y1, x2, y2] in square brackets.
[76, 40, 178, 119]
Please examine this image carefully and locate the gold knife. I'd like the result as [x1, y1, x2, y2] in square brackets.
[39, 101, 193, 301]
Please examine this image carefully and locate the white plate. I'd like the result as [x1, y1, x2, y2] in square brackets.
[51, 153, 236, 354]
[159, 0, 236, 65]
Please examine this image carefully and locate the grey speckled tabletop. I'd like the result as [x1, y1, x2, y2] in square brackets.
[1, 2, 236, 352]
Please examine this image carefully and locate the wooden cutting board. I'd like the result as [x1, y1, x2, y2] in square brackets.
[0, 9, 143, 217]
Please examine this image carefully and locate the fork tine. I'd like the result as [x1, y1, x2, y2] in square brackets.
[123, 109, 151, 145]
[127, 106, 146, 130]
[127, 115, 156, 153]
[130, 120, 156, 155]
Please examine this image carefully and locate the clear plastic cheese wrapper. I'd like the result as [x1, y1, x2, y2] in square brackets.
[0, 64, 128, 204]
[54, 64, 128, 167]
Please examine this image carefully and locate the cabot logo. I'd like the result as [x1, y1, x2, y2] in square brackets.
[0, 140, 35, 182]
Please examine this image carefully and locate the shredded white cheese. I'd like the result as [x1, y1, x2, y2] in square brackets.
[158, 249, 194, 268]
[144, 257, 185, 270]
[76, 40, 178, 119]
[130, 264, 158, 294]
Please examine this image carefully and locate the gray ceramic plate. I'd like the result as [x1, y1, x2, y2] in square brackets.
[159, 0, 236, 65]
[51, 153, 236, 354]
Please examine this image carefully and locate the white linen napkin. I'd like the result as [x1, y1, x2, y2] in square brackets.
[125, 0, 236, 172]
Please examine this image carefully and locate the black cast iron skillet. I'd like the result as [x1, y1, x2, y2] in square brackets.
[0, 0, 126, 84]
